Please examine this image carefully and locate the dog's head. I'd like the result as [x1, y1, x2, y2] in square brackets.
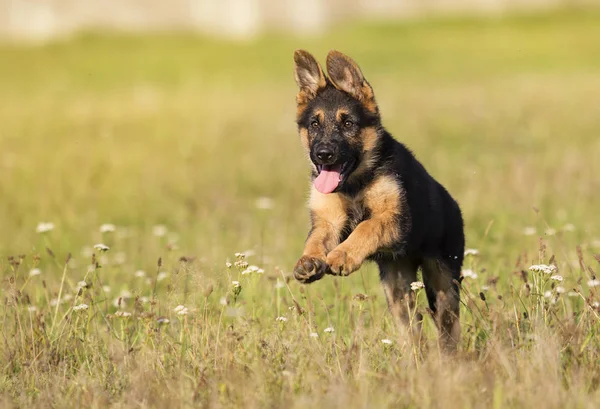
[293, 50, 381, 195]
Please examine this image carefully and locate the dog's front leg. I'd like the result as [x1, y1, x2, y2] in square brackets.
[327, 176, 402, 276]
[294, 223, 336, 283]
[294, 190, 347, 283]
[327, 216, 399, 276]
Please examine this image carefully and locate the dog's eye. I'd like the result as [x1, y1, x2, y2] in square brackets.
[344, 120, 354, 128]
[311, 120, 319, 128]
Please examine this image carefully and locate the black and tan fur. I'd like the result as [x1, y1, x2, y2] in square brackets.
[292, 50, 465, 351]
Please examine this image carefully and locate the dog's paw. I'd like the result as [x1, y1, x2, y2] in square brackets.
[294, 255, 328, 283]
[326, 248, 361, 276]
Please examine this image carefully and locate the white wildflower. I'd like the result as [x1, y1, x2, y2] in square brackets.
[276, 316, 288, 322]
[73, 303, 89, 311]
[29, 268, 41, 277]
[156, 271, 169, 281]
[275, 280, 286, 289]
[323, 327, 335, 333]
[152, 225, 168, 237]
[481, 285, 490, 291]
[173, 305, 186, 313]
[225, 262, 232, 268]
[242, 265, 264, 275]
[592, 301, 600, 308]
[234, 260, 249, 269]
[381, 339, 393, 345]
[36, 222, 55, 233]
[550, 275, 563, 282]
[255, 197, 274, 210]
[523, 227, 537, 236]
[545, 228, 557, 236]
[309, 332, 319, 338]
[102, 285, 111, 293]
[114, 311, 132, 318]
[555, 286, 566, 294]
[587, 279, 600, 288]
[544, 291, 552, 298]
[157, 317, 170, 324]
[28, 306, 38, 313]
[464, 248, 479, 256]
[219, 297, 228, 306]
[461, 269, 478, 279]
[177, 308, 189, 316]
[77, 281, 87, 289]
[93, 243, 110, 252]
[567, 291, 579, 297]
[410, 281, 424, 291]
[139, 296, 150, 303]
[99, 223, 116, 233]
[134, 270, 146, 278]
[529, 264, 557, 275]
[231, 281, 240, 288]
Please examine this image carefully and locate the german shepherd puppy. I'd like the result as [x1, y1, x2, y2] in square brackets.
[292, 50, 465, 351]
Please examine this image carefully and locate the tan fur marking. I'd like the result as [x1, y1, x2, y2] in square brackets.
[299, 128, 310, 153]
[335, 108, 349, 122]
[302, 187, 348, 259]
[326, 175, 403, 275]
[314, 109, 325, 123]
[346, 127, 379, 185]
[360, 83, 378, 113]
[361, 126, 378, 154]
[296, 103, 308, 118]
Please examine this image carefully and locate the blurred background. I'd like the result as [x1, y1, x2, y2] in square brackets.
[1, 1, 600, 277]
[1, 0, 598, 40]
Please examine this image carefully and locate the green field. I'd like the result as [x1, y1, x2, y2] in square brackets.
[1, 10, 600, 408]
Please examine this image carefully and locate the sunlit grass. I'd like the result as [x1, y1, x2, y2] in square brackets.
[1, 10, 600, 408]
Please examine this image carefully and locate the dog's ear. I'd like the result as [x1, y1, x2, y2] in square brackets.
[326, 50, 377, 113]
[294, 50, 327, 107]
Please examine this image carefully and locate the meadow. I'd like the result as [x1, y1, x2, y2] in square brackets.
[1, 10, 600, 408]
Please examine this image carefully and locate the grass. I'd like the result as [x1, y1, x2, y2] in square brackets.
[1, 10, 600, 409]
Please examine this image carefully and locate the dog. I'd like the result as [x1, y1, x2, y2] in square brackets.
[292, 50, 465, 351]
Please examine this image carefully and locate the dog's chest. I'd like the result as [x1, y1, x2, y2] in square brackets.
[343, 196, 369, 232]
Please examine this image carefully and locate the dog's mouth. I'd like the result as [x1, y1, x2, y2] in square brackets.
[314, 161, 353, 194]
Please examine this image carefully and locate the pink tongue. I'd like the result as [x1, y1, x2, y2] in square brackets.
[314, 166, 342, 194]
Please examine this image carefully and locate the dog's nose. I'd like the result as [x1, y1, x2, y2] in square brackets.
[316, 147, 334, 162]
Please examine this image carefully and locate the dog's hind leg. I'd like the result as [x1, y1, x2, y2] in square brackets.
[421, 257, 461, 353]
[378, 257, 422, 340]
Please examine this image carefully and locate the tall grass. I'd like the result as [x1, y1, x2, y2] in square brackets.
[1, 10, 600, 408]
